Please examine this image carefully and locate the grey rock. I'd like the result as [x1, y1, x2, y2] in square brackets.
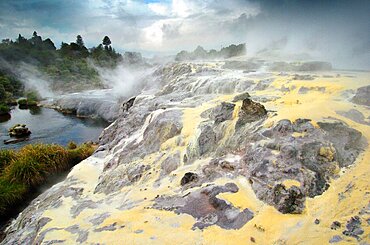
[343, 216, 364, 240]
[198, 124, 217, 156]
[336, 109, 370, 125]
[317, 122, 365, 167]
[329, 235, 343, 243]
[351, 85, 370, 106]
[161, 152, 181, 176]
[94, 222, 117, 232]
[89, 213, 111, 226]
[211, 102, 236, 124]
[154, 183, 253, 230]
[70, 200, 99, 218]
[232, 92, 251, 102]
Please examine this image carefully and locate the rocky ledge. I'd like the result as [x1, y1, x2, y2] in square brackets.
[1, 62, 369, 244]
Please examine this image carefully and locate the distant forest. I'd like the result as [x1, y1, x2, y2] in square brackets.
[0, 32, 144, 93]
[175, 43, 246, 61]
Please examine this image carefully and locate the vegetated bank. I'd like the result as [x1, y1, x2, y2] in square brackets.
[0, 142, 95, 230]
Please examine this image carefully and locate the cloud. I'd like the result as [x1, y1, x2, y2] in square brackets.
[0, 0, 369, 68]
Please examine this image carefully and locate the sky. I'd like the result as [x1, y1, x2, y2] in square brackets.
[0, 0, 369, 69]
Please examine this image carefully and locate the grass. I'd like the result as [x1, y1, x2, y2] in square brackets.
[0, 142, 95, 216]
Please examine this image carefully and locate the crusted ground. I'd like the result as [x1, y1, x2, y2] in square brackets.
[1, 61, 370, 244]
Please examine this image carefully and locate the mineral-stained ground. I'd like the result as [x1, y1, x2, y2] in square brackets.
[1, 60, 369, 244]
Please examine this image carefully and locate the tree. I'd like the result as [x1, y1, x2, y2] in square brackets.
[102, 36, 111, 49]
[76, 35, 84, 48]
[30, 31, 42, 47]
[42, 38, 56, 50]
[16, 34, 28, 45]
[1, 39, 11, 45]
[0, 84, 6, 102]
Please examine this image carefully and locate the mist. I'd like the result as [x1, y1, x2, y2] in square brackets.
[15, 63, 54, 98]
[93, 62, 157, 99]
[0, 58, 54, 98]
[230, 0, 370, 70]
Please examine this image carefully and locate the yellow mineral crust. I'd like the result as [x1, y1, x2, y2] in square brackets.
[36, 71, 369, 244]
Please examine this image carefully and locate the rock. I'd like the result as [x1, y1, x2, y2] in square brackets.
[293, 74, 315, 80]
[154, 183, 254, 230]
[4, 137, 30, 145]
[317, 122, 365, 167]
[0, 61, 366, 244]
[351, 85, 370, 106]
[272, 184, 305, 214]
[8, 124, 31, 138]
[236, 98, 267, 126]
[197, 124, 217, 156]
[244, 119, 365, 213]
[329, 235, 343, 243]
[336, 109, 370, 125]
[314, 219, 320, 224]
[180, 172, 199, 186]
[297, 61, 332, 71]
[269, 61, 332, 72]
[211, 102, 235, 123]
[343, 216, 364, 240]
[160, 152, 181, 176]
[222, 61, 261, 71]
[41, 89, 120, 122]
[232, 92, 250, 102]
[122, 97, 136, 112]
[254, 79, 273, 91]
[331, 221, 341, 230]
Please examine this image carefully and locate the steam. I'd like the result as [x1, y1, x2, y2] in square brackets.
[0, 58, 54, 98]
[237, 1, 370, 70]
[16, 63, 54, 98]
[93, 62, 156, 98]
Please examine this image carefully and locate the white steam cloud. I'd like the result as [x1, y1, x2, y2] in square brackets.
[94, 62, 156, 99]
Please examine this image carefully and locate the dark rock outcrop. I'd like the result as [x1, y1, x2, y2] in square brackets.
[180, 172, 199, 186]
[236, 98, 267, 126]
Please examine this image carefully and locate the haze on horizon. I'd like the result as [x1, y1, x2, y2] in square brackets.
[0, 0, 369, 69]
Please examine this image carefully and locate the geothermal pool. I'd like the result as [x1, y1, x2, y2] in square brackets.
[0, 106, 109, 149]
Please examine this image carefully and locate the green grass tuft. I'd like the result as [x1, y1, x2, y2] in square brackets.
[0, 142, 95, 216]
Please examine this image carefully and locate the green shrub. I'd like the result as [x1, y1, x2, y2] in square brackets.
[17, 98, 28, 106]
[0, 103, 10, 114]
[27, 101, 38, 106]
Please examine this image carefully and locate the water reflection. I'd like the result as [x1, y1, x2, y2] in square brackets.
[29, 106, 41, 115]
[0, 113, 11, 123]
[0, 107, 109, 149]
